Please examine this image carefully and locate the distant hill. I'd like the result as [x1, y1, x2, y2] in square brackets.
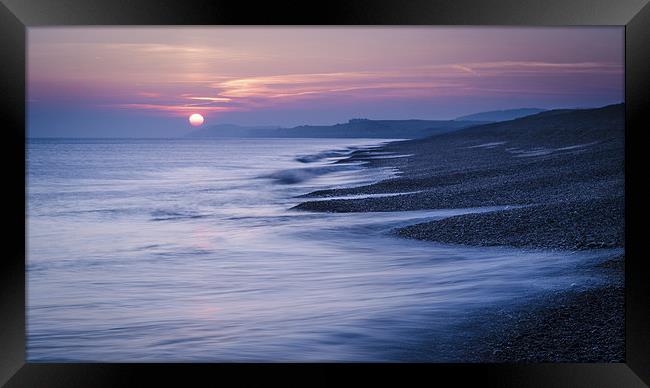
[186, 118, 485, 139]
[455, 108, 546, 122]
[436, 103, 624, 146]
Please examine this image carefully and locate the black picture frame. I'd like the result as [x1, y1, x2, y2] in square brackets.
[1, 0, 649, 386]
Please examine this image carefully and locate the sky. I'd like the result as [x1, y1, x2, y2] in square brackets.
[28, 27, 624, 138]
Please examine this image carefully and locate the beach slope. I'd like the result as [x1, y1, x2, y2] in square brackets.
[293, 103, 625, 361]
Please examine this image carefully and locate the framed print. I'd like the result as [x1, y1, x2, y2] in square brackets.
[1, 0, 649, 386]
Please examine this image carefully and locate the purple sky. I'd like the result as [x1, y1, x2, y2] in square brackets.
[28, 27, 624, 137]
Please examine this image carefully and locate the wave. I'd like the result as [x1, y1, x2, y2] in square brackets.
[294, 144, 389, 164]
[262, 165, 359, 185]
[150, 210, 207, 221]
[295, 150, 350, 163]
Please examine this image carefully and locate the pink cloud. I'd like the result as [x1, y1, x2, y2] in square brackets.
[110, 103, 240, 116]
[63, 61, 623, 116]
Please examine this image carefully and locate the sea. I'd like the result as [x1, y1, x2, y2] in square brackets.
[26, 138, 619, 362]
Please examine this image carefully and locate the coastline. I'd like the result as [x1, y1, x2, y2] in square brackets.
[291, 105, 625, 361]
[460, 254, 624, 362]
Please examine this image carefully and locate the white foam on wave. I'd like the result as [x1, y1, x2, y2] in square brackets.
[299, 190, 424, 201]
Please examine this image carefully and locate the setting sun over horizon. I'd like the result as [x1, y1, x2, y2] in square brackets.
[28, 27, 623, 138]
[26, 25, 626, 364]
[189, 113, 205, 126]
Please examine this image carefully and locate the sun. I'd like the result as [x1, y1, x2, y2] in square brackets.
[189, 113, 204, 126]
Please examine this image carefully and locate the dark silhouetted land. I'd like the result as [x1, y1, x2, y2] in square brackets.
[455, 107, 546, 122]
[186, 118, 485, 139]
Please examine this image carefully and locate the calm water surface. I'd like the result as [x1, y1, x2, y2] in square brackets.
[26, 138, 618, 361]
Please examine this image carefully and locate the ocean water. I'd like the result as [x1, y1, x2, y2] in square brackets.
[26, 138, 618, 362]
